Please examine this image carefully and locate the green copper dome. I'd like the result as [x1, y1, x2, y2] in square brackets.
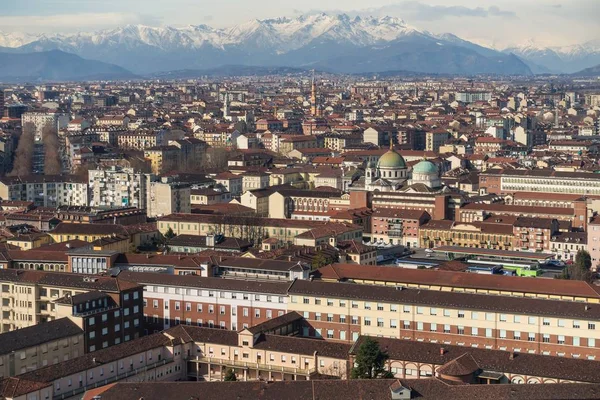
[413, 160, 438, 174]
[377, 149, 406, 169]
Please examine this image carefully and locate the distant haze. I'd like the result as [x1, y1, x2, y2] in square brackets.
[1, 0, 598, 49]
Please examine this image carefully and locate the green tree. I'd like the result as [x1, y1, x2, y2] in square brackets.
[311, 251, 330, 270]
[557, 250, 593, 282]
[223, 368, 237, 381]
[164, 227, 176, 240]
[350, 337, 393, 379]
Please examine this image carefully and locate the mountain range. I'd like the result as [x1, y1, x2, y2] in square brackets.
[0, 14, 597, 77]
[0, 50, 135, 82]
[503, 40, 600, 74]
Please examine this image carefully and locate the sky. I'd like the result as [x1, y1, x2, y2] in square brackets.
[1, 0, 599, 48]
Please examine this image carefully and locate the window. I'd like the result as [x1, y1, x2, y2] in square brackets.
[364, 302, 371, 310]
[558, 319, 565, 327]
[352, 316, 359, 325]
[364, 317, 371, 326]
[303, 298, 310, 304]
[528, 317, 535, 325]
[185, 303, 191, 311]
[499, 314, 507, 322]
[486, 328, 493, 338]
[574, 336, 580, 346]
[443, 309, 451, 317]
[403, 321, 410, 329]
[472, 312, 479, 320]
[327, 314, 333, 322]
[327, 299, 334, 306]
[430, 323, 437, 332]
[315, 313, 321, 321]
[416, 307, 424, 315]
[458, 311, 465, 318]
[403, 305, 410, 313]
[377, 318, 384, 327]
[543, 318, 550, 326]
[417, 322, 423, 331]
[430, 308, 437, 316]
[471, 327, 478, 336]
[390, 319, 397, 329]
[175, 302, 180, 311]
[514, 316, 521, 323]
[589, 338, 596, 347]
[89, 317, 95, 326]
[558, 335, 565, 345]
[589, 322, 596, 330]
[153, 300, 159, 308]
[444, 324, 450, 333]
[528, 333, 536, 342]
[340, 315, 346, 323]
[327, 330, 334, 339]
[485, 313, 494, 321]
[573, 321, 581, 329]
[377, 303, 384, 311]
[514, 331, 521, 340]
[102, 328, 108, 336]
[543, 334, 550, 343]
[500, 330, 507, 339]
[458, 326, 464, 335]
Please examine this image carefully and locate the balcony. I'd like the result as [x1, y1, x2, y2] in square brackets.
[188, 355, 315, 377]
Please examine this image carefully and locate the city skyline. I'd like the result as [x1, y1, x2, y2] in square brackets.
[1, 0, 598, 49]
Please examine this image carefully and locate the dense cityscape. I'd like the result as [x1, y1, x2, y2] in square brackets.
[0, 2, 600, 400]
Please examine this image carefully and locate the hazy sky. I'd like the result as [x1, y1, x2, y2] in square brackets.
[1, 0, 599, 48]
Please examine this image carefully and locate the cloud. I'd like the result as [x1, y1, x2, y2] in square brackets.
[369, 2, 517, 21]
[0, 12, 161, 33]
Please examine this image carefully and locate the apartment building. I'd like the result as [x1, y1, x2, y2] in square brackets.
[0, 318, 83, 378]
[190, 188, 232, 205]
[312, 263, 600, 303]
[512, 217, 559, 252]
[288, 279, 600, 359]
[146, 181, 191, 218]
[21, 111, 69, 141]
[370, 209, 430, 247]
[457, 202, 586, 230]
[353, 336, 600, 384]
[0, 269, 142, 336]
[0, 175, 88, 207]
[54, 288, 144, 353]
[0, 330, 184, 400]
[158, 213, 360, 243]
[116, 129, 166, 150]
[120, 271, 290, 333]
[88, 166, 153, 209]
[479, 169, 600, 196]
[419, 220, 515, 250]
[425, 130, 450, 152]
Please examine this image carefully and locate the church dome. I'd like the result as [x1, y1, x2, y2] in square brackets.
[377, 149, 406, 169]
[413, 160, 438, 174]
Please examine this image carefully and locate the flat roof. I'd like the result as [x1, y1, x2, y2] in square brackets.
[432, 246, 554, 261]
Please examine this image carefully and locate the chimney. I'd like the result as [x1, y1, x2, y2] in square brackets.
[585, 305, 591, 311]
[509, 352, 515, 360]
[439, 347, 445, 355]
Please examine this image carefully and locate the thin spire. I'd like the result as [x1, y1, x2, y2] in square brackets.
[389, 132, 394, 151]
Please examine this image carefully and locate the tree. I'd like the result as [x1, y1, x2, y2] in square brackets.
[350, 337, 393, 379]
[223, 368, 237, 381]
[165, 227, 176, 240]
[311, 251, 330, 270]
[557, 250, 593, 282]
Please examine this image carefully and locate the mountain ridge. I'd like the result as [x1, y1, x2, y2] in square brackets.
[0, 50, 136, 82]
[0, 14, 539, 75]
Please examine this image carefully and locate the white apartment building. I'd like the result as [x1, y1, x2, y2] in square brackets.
[0, 176, 88, 207]
[21, 111, 70, 141]
[89, 167, 154, 209]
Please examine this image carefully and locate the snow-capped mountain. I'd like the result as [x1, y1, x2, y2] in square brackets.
[0, 13, 533, 75]
[504, 39, 600, 74]
[0, 32, 43, 48]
